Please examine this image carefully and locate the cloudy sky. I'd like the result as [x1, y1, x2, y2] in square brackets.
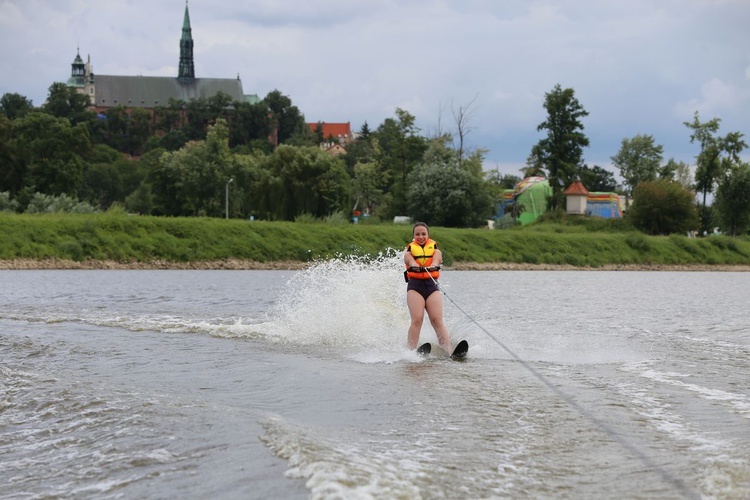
[1, 0, 748, 176]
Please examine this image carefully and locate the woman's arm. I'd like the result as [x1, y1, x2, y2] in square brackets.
[404, 250, 419, 268]
[430, 249, 443, 267]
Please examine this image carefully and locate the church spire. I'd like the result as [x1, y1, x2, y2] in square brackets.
[67, 47, 86, 88]
[178, 1, 195, 79]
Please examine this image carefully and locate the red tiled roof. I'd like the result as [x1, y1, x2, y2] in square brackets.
[564, 180, 590, 195]
[308, 122, 352, 138]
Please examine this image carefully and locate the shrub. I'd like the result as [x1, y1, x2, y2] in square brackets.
[625, 232, 651, 252]
[324, 211, 350, 226]
[25, 193, 99, 214]
[0, 192, 19, 212]
[493, 214, 517, 230]
[627, 180, 699, 235]
[714, 162, 750, 236]
[57, 238, 84, 261]
[294, 213, 319, 224]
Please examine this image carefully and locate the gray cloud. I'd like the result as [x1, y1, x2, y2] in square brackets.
[2, 0, 748, 176]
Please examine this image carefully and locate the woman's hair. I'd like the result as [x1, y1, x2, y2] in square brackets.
[412, 222, 429, 235]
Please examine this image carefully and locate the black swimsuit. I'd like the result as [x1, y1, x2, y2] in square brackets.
[407, 278, 439, 300]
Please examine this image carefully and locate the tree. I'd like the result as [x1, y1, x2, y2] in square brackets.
[183, 97, 213, 141]
[42, 82, 92, 125]
[531, 84, 589, 209]
[0, 115, 18, 193]
[1, 92, 34, 119]
[485, 170, 521, 190]
[231, 150, 270, 218]
[102, 106, 153, 155]
[263, 90, 306, 145]
[406, 137, 493, 227]
[714, 162, 750, 236]
[128, 108, 153, 155]
[611, 134, 663, 198]
[181, 93, 235, 142]
[102, 105, 129, 151]
[521, 149, 545, 178]
[206, 92, 233, 118]
[153, 99, 185, 133]
[358, 121, 372, 140]
[256, 145, 351, 220]
[150, 119, 233, 216]
[352, 161, 385, 216]
[484, 169, 520, 215]
[124, 183, 154, 214]
[283, 124, 316, 147]
[659, 158, 693, 188]
[155, 128, 189, 152]
[227, 100, 272, 149]
[579, 164, 618, 192]
[125, 148, 166, 214]
[312, 122, 325, 144]
[451, 94, 479, 168]
[342, 123, 378, 174]
[685, 111, 747, 230]
[7, 111, 91, 197]
[374, 108, 427, 217]
[80, 144, 147, 209]
[627, 180, 699, 235]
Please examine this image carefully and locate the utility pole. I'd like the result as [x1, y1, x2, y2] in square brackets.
[225, 177, 234, 219]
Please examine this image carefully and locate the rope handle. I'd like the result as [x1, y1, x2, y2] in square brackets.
[407, 265, 442, 273]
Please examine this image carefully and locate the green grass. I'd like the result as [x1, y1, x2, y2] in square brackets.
[1, 212, 750, 266]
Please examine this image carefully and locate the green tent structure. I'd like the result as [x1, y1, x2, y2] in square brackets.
[496, 177, 624, 225]
[497, 177, 552, 225]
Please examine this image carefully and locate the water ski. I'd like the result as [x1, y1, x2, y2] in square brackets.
[417, 342, 432, 356]
[450, 340, 469, 360]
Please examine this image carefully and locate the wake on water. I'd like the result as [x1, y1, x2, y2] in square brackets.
[1, 252, 467, 364]
[235, 251, 456, 364]
[219, 253, 631, 365]
[1, 251, 642, 367]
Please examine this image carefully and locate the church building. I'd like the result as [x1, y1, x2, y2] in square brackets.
[67, 2, 258, 112]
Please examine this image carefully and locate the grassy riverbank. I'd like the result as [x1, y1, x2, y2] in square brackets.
[1, 213, 750, 269]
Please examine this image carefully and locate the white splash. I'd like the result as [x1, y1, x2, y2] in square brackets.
[248, 252, 434, 362]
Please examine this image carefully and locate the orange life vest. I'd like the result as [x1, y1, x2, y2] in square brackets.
[405, 239, 440, 280]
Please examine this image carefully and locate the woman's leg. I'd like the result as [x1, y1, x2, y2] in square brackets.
[406, 290, 426, 349]
[425, 292, 453, 353]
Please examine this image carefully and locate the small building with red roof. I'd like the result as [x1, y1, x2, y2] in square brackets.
[308, 122, 354, 144]
[563, 179, 590, 215]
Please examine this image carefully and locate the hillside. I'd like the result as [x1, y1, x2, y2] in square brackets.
[1, 213, 750, 270]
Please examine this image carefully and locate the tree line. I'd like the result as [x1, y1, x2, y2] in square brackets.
[520, 84, 748, 235]
[1, 81, 748, 234]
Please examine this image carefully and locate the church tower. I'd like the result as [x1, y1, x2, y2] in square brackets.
[67, 48, 86, 88]
[66, 2, 253, 113]
[178, 1, 195, 79]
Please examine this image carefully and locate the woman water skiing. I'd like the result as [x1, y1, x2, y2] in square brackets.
[404, 222, 454, 354]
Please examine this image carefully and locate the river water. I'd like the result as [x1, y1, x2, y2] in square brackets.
[1, 256, 749, 499]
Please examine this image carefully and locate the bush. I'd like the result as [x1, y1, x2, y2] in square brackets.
[25, 193, 99, 214]
[715, 162, 750, 236]
[625, 232, 651, 252]
[493, 214, 517, 230]
[57, 238, 85, 261]
[294, 211, 351, 225]
[356, 215, 382, 225]
[324, 211, 350, 226]
[294, 213, 319, 224]
[0, 192, 19, 212]
[627, 180, 699, 235]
